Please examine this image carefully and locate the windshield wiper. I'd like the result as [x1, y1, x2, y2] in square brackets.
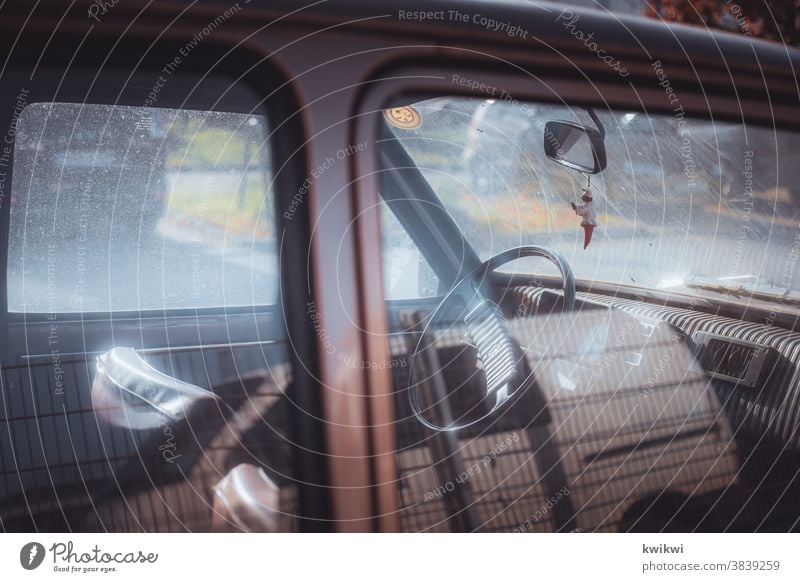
[662, 275, 800, 306]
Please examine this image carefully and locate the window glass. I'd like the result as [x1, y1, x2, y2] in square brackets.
[381, 203, 438, 299]
[383, 97, 800, 297]
[8, 102, 275, 312]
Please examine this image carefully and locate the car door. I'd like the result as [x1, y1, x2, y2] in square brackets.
[343, 10, 800, 531]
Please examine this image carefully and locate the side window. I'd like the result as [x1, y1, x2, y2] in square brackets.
[1, 94, 306, 534]
[8, 103, 274, 312]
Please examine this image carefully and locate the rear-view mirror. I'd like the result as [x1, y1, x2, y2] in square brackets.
[544, 120, 607, 174]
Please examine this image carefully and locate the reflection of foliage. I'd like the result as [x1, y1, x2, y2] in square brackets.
[645, 0, 800, 45]
[167, 178, 273, 240]
[455, 194, 630, 235]
[163, 114, 265, 170]
[158, 112, 271, 239]
[167, 126, 248, 169]
[472, 198, 575, 234]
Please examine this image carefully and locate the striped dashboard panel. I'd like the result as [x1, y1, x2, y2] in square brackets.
[568, 289, 800, 449]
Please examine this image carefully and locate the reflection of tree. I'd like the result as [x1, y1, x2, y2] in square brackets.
[644, 0, 800, 45]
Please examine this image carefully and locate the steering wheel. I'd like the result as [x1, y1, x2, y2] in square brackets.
[408, 245, 576, 432]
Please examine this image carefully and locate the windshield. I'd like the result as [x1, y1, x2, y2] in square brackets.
[384, 97, 800, 297]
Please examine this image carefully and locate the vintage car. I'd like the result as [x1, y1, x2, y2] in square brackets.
[0, 0, 799, 533]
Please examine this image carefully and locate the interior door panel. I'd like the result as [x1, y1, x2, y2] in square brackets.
[0, 314, 295, 532]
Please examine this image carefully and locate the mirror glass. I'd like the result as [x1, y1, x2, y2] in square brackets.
[544, 121, 603, 173]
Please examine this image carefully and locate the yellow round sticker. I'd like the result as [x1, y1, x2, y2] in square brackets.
[383, 106, 422, 130]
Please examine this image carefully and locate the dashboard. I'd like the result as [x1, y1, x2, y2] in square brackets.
[385, 285, 800, 531]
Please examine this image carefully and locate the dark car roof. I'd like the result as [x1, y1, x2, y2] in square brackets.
[8, 0, 800, 70]
[2, 0, 797, 124]
[223, 0, 799, 69]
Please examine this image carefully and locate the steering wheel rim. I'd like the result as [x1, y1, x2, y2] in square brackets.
[407, 245, 576, 432]
[479, 246, 576, 311]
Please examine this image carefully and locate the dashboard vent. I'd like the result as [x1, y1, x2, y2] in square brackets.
[693, 331, 777, 388]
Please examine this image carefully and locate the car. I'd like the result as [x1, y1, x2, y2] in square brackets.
[0, 0, 799, 534]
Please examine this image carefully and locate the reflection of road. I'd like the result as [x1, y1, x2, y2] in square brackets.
[386, 228, 800, 301]
[423, 161, 800, 291]
[11, 221, 277, 313]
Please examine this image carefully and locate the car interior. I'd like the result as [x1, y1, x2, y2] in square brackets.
[378, 97, 800, 532]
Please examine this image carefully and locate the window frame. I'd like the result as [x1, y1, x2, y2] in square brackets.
[352, 53, 800, 530]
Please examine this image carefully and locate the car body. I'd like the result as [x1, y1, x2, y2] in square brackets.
[0, 0, 799, 533]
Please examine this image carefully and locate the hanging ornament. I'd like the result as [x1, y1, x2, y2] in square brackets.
[570, 175, 598, 249]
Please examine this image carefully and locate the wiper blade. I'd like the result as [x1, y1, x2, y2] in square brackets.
[684, 281, 746, 298]
[681, 278, 800, 306]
